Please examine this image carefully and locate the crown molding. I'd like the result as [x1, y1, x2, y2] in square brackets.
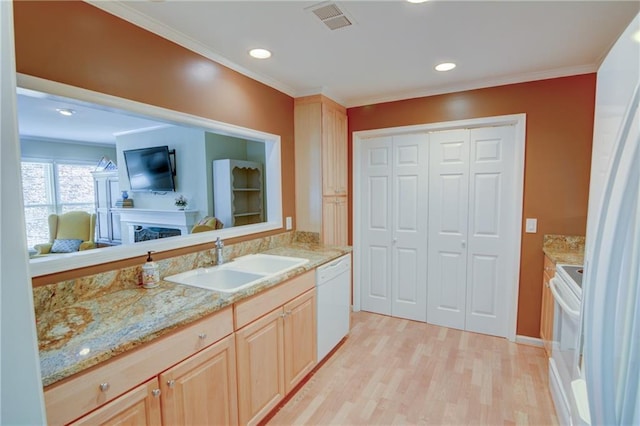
[85, 0, 297, 98]
[83, 1, 599, 110]
[345, 64, 597, 108]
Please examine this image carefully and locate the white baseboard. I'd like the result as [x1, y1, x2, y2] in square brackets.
[516, 335, 544, 347]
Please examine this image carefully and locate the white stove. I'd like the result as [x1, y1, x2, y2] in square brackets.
[556, 264, 584, 298]
[549, 263, 584, 425]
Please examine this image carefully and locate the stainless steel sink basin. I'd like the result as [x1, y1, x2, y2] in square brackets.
[164, 253, 308, 293]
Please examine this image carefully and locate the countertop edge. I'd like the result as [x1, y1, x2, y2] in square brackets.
[542, 248, 584, 266]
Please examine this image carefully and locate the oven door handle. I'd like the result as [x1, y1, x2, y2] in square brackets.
[549, 277, 580, 319]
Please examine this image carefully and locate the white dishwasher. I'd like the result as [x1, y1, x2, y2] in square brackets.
[316, 254, 351, 362]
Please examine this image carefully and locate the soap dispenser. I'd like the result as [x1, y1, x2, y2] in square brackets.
[142, 251, 160, 289]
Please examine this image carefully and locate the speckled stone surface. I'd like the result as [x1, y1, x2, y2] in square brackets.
[36, 233, 350, 387]
[542, 234, 585, 265]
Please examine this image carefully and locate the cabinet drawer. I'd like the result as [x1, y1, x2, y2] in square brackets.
[234, 270, 315, 330]
[44, 307, 233, 425]
[69, 378, 161, 426]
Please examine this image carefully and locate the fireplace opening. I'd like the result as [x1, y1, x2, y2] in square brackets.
[134, 226, 182, 242]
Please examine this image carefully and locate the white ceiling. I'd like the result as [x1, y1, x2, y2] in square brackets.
[17, 1, 640, 144]
[96, 0, 640, 107]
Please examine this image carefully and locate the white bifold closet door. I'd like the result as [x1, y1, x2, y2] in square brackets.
[360, 133, 429, 322]
[427, 126, 516, 337]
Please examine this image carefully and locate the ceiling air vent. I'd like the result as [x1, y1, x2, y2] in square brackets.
[309, 2, 353, 31]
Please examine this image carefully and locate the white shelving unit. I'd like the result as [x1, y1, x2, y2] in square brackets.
[213, 159, 264, 228]
[92, 170, 121, 246]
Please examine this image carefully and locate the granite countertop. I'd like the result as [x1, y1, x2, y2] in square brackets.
[542, 234, 585, 265]
[38, 243, 350, 387]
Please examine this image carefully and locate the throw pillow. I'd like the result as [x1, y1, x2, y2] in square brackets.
[51, 239, 84, 253]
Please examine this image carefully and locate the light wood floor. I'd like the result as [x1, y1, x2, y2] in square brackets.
[268, 311, 558, 425]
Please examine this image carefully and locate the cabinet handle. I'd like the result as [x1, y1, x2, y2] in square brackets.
[198, 333, 207, 340]
[280, 313, 287, 318]
[285, 310, 292, 316]
[152, 389, 161, 398]
[99, 383, 110, 392]
[167, 379, 176, 388]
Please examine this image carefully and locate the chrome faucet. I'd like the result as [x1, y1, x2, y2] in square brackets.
[215, 237, 225, 265]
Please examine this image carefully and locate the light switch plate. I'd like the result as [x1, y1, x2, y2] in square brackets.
[525, 218, 537, 233]
[285, 216, 292, 230]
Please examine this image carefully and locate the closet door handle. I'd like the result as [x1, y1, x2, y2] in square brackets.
[461, 240, 466, 248]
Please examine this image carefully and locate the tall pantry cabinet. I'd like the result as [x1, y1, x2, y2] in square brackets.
[295, 95, 348, 245]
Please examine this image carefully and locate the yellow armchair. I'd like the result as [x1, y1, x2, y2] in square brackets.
[34, 211, 97, 255]
[191, 216, 224, 233]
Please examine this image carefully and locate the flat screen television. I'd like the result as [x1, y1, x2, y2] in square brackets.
[123, 146, 176, 192]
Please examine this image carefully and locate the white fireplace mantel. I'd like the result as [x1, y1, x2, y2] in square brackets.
[114, 208, 199, 243]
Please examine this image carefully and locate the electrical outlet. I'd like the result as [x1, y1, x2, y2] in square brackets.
[286, 216, 293, 230]
[525, 218, 537, 233]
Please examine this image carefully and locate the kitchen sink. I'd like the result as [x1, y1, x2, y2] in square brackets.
[165, 268, 267, 292]
[227, 254, 309, 275]
[164, 253, 308, 293]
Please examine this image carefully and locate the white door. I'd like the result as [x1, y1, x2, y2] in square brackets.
[391, 134, 428, 321]
[465, 126, 516, 336]
[427, 126, 516, 337]
[360, 134, 428, 321]
[360, 136, 394, 315]
[427, 129, 470, 330]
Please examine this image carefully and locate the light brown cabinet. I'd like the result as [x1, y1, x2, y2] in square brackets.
[295, 95, 348, 245]
[236, 308, 285, 426]
[321, 103, 348, 196]
[45, 269, 322, 426]
[235, 271, 317, 426]
[44, 308, 235, 425]
[283, 290, 317, 394]
[160, 334, 238, 425]
[322, 196, 348, 246]
[540, 255, 556, 357]
[69, 378, 161, 426]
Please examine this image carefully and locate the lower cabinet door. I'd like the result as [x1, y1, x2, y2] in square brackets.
[236, 308, 285, 426]
[160, 334, 238, 426]
[284, 289, 317, 393]
[70, 378, 162, 425]
[322, 196, 348, 246]
[540, 271, 554, 357]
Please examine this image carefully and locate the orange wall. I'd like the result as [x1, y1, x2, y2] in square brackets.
[13, 1, 294, 237]
[348, 75, 596, 337]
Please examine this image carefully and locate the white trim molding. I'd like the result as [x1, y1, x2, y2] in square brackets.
[516, 335, 544, 347]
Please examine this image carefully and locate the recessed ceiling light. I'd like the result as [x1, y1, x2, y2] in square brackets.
[435, 62, 456, 72]
[56, 108, 76, 116]
[407, 0, 428, 3]
[249, 48, 272, 59]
